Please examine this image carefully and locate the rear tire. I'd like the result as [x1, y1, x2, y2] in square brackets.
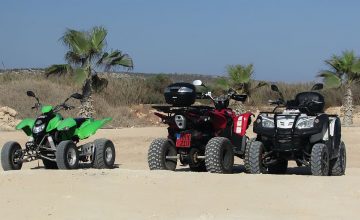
[205, 137, 234, 174]
[247, 141, 266, 174]
[329, 141, 346, 176]
[148, 138, 177, 171]
[1, 142, 23, 171]
[311, 143, 329, 176]
[56, 141, 79, 170]
[93, 139, 116, 169]
[42, 159, 58, 169]
[268, 159, 288, 174]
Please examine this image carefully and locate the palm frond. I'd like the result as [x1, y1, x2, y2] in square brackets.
[73, 68, 88, 84]
[45, 64, 72, 77]
[318, 71, 342, 88]
[90, 26, 107, 53]
[61, 29, 90, 57]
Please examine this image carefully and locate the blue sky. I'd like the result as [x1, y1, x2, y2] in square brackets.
[0, 0, 359, 82]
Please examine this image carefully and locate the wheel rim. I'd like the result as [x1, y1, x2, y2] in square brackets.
[67, 148, 77, 166]
[12, 149, 21, 165]
[105, 146, 113, 163]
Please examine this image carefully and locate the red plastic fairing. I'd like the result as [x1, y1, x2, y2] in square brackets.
[234, 112, 253, 136]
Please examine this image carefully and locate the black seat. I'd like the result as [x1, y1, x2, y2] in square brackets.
[294, 92, 325, 113]
[74, 118, 88, 127]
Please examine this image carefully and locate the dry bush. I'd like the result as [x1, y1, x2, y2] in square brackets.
[1, 72, 359, 128]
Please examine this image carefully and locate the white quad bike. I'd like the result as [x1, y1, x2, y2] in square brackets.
[245, 83, 346, 176]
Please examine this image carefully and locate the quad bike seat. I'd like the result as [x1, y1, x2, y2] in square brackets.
[294, 92, 325, 114]
[74, 118, 88, 127]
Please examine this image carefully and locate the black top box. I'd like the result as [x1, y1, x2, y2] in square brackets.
[164, 82, 196, 107]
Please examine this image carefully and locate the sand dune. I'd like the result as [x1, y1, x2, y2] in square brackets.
[0, 127, 359, 220]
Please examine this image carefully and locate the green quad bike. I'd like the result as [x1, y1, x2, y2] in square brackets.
[1, 91, 115, 171]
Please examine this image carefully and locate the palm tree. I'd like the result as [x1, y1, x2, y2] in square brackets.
[45, 26, 134, 117]
[319, 50, 360, 126]
[217, 64, 266, 113]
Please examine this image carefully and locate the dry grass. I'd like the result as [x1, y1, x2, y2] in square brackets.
[0, 71, 359, 127]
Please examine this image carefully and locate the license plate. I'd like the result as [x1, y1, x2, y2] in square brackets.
[176, 133, 191, 148]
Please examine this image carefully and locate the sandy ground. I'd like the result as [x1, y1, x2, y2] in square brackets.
[0, 127, 360, 220]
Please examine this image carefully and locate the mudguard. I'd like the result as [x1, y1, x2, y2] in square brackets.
[57, 118, 77, 131]
[234, 112, 254, 136]
[15, 118, 35, 136]
[46, 114, 63, 132]
[76, 117, 112, 140]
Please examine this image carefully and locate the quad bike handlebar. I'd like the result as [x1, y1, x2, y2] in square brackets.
[26, 90, 82, 114]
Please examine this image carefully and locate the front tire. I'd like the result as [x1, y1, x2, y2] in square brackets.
[247, 141, 266, 174]
[93, 139, 116, 169]
[311, 143, 329, 176]
[205, 137, 234, 174]
[148, 138, 177, 171]
[329, 141, 346, 176]
[1, 142, 23, 171]
[56, 141, 79, 170]
[244, 138, 255, 173]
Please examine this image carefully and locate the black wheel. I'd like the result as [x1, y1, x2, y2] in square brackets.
[93, 139, 116, 169]
[205, 137, 234, 174]
[268, 159, 288, 174]
[311, 143, 329, 176]
[244, 138, 255, 173]
[42, 159, 58, 169]
[329, 141, 346, 176]
[148, 138, 177, 171]
[247, 141, 266, 174]
[1, 141, 23, 171]
[188, 148, 206, 172]
[56, 141, 79, 170]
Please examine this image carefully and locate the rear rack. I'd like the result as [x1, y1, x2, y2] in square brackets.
[152, 105, 214, 113]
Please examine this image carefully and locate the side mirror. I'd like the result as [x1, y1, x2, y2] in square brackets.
[71, 93, 83, 100]
[271, 84, 280, 92]
[192, 80, 203, 86]
[311, 83, 323, 91]
[26, 91, 36, 97]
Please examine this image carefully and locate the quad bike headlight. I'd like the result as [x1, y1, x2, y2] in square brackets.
[296, 117, 316, 129]
[33, 124, 45, 133]
[175, 115, 186, 129]
[262, 117, 275, 128]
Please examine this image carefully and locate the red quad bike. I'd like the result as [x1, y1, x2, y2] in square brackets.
[147, 80, 254, 173]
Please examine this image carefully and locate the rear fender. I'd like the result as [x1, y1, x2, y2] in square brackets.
[234, 112, 254, 136]
[76, 117, 112, 140]
[15, 118, 35, 136]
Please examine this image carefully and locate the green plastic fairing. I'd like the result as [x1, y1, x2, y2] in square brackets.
[15, 118, 35, 136]
[57, 118, 77, 131]
[76, 117, 112, 140]
[41, 105, 53, 114]
[46, 114, 63, 132]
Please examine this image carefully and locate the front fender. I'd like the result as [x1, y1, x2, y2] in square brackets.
[76, 117, 112, 140]
[57, 118, 77, 131]
[15, 118, 35, 136]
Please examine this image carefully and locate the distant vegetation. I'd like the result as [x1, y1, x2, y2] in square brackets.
[1, 70, 360, 127]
